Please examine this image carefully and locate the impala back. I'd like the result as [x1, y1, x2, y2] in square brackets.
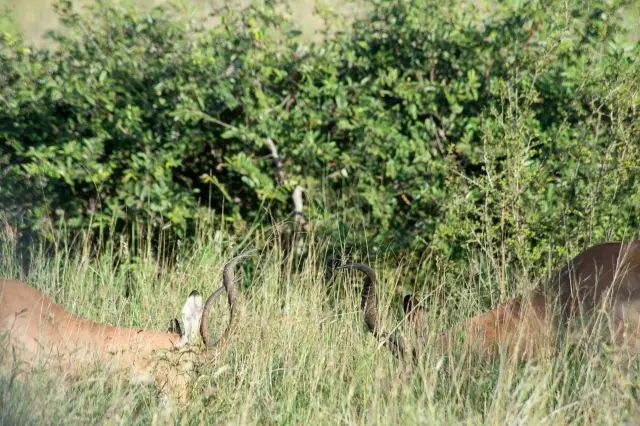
[0, 279, 181, 371]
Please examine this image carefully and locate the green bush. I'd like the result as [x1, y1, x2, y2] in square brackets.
[1, 0, 638, 262]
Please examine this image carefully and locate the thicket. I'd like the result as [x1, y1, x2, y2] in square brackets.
[1, 0, 639, 263]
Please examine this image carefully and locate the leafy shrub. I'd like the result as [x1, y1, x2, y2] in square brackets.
[0, 0, 638, 265]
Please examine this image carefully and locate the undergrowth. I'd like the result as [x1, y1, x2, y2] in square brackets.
[2, 229, 640, 425]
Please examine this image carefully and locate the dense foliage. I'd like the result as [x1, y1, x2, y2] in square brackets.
[1, 0, 639, 261]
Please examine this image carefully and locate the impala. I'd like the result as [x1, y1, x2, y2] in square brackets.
[337, 241, 640, 360]
[0, 253, 250, 395]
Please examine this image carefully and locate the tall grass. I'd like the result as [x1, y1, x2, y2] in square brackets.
[2, 228, 640, 425]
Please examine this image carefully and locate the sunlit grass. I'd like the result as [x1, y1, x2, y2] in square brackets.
[1, 0, 365, 46]
[4, 0, 639, 47]
[2, 228, 640, 424]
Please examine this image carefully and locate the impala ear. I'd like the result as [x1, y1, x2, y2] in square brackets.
[403, 294, 418, 315]
[167, 318, 182, 335]
[177, 290, 204, 347]
[403, 294, 426, 323]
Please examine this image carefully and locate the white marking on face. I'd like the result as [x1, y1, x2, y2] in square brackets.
[177, 291, 204, 347]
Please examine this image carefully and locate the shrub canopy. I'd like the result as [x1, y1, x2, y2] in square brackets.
[1, 0, 639, 261]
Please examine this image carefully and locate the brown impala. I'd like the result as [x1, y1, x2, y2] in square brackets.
[337, 241, 640, 360]
[0, 253, 250, 395]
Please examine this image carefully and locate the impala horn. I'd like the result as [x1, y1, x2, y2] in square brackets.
[200, 252, 253, 350]
[335, 263, 406, 358]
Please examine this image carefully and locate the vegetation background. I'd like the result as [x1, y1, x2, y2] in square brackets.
[1, 0, 640, 423]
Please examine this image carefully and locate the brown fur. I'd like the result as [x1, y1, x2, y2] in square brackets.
[338, 241, 640, 360]
[0, 254, 250, 395]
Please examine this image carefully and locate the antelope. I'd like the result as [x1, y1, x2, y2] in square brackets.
[336, 241, 640, 361]
[0, 253, 250, 396]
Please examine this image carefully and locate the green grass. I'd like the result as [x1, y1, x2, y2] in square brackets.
[2, 229, 640, 424]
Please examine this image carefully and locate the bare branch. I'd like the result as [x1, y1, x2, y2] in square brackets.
[266, 138, 286, 184]
[292, 185, 306, 228]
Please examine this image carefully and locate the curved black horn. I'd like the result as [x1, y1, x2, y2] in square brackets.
[336, 263, 407, 359]
[335, 263, 379, 337]
[200, 253, 252, 350]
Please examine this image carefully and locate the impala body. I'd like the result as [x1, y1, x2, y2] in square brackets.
[1, 278, 190, 373]
[338, 241, 640, 360]
[0, 254, 249, 393]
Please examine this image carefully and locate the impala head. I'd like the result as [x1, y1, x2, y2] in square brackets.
[200, 252, 253, 351]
